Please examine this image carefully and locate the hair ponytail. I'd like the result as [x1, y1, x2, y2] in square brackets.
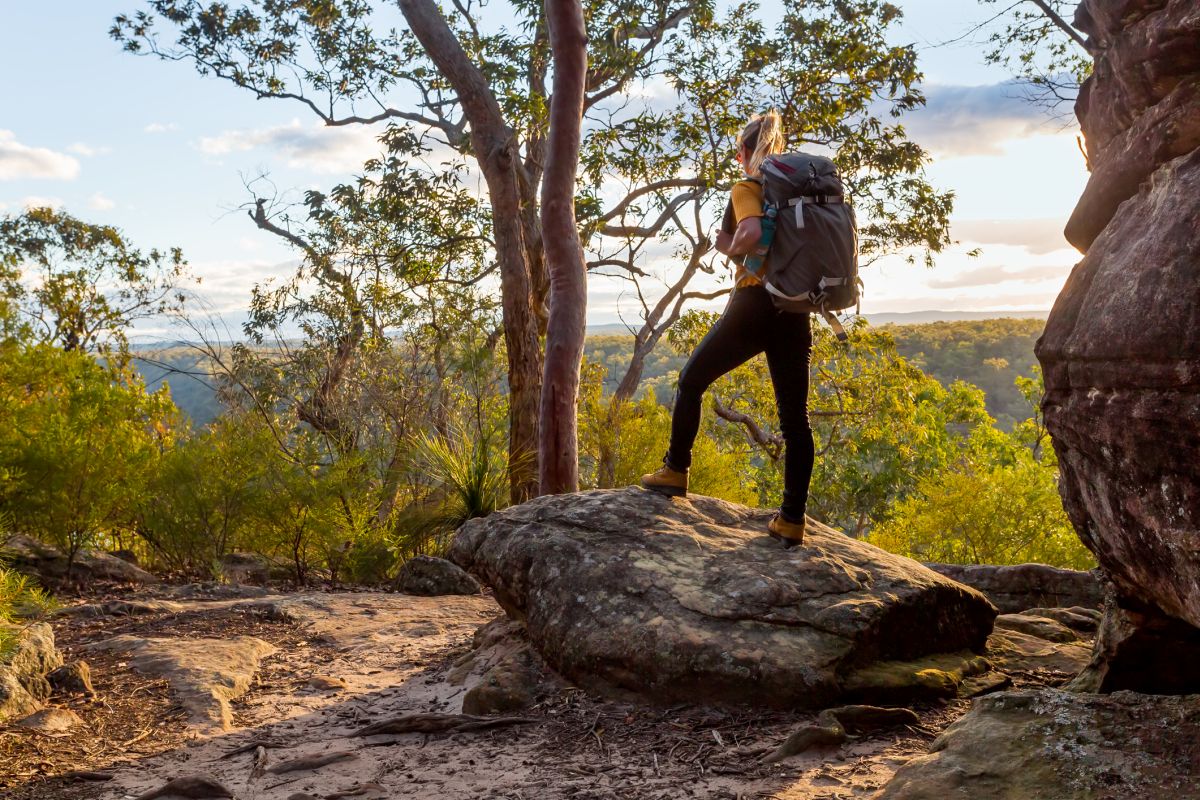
[739, 109, 785, 178]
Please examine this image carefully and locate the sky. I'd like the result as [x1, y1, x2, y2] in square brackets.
[0, 1, 1090, 337]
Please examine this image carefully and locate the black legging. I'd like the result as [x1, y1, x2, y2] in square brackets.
[666, 284, 815, 521]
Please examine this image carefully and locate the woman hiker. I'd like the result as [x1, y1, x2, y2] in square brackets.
[641, 110, 814, 549]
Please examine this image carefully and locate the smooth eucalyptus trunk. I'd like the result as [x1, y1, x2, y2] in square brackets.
[538, 0, 588, 495]
[398, 0, 542, 502]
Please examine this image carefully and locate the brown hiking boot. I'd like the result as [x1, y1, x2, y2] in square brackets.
[768, 514, 806, 549]
[640, 464, 688, 497]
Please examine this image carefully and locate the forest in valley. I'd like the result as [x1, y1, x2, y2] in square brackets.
[0, 0, 1094, 608]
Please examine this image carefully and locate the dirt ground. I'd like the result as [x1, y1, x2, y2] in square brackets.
[1, 585, 979, 800]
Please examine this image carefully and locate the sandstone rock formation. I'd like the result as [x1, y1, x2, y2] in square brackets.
[1068, 589, 1200, 693]
[394, 555, 482, 596]
[878, 689, 1200, 799]
[923, 563, 1102, 612]
[1036, 0, 1200, 688]
[86, 635, 276, 733]
[2, 535, 156, 585]
[0, 622, 61, 722]
[451, 488, 997, 708]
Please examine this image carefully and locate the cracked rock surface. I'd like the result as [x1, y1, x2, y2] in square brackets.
[450, 487, 997, 708]
[86, 634, 277, 733]
[1037, 0, 1200, 663]
[878, 689, 1200, 799]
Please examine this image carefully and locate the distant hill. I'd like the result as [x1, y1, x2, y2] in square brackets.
[134, 315, 1049, 430]
[862, 309, 1049, 326]
[587, 310, 1049, 336]
[131, 347, 224, 428]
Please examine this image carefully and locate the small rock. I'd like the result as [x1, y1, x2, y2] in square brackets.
[170, 582, 271, 600]
[327, 782, 388, 798]
[219, 552, 272, 586]
[763, 721, 846, 763]
[394, 556, 481, 597]
[67, 599, 185, 618]
[16, 706, 84, 732]
[994, 613, 1081, 643]
[462, 649, 543, 715]
[48, 661, 96, 697]
[308, 675, 348, 691]
[825, 705, 921, 733]
[923, 562, 1102, 613]
[134, 775, 233, 800]
[107, 549, 140, 565]
[1020, 606, 1101, 634]
[958, 672, 1013, 698]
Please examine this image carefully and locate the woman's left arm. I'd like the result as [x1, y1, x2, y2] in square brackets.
[719, 216, 762, 256]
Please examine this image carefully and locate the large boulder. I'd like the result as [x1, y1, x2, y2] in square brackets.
[450, 488, 997, 709]
[924, 563, 1103, 612]
[1036, 0, 1200, 689]
[394, 555, 481, 596]
[0, 622, 62, 722]
[2, 534, 156, 585]
[878, 689, 1200, 799]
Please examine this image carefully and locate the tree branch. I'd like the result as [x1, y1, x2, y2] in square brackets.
[712, 398, 783, 460]
[596, 178, 709, 227]
[599, 187, 707, 238]
[1026, 0, 1094, 53]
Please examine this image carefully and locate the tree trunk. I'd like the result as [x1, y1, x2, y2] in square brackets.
[398, 0, 542, 502]
[538, 0, 588, 495]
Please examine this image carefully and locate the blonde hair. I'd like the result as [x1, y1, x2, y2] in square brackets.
[737, 110, 785, 177]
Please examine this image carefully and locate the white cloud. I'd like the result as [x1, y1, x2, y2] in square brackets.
[21, 195, 65, 210]
[953, 217, 1072, 255]
[145, 122, 179, 134]
[927, 263, 1071, 289]
[197, 119, 383, 174]
[0, 131, 80, 181]
[67, 142, 111, 157]
[188, 258, 301, 312]
[902, 81, 1069, 158]
[88, 192, 116, 211]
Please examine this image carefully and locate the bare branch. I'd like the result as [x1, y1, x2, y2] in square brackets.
[1026, 0, 1094, 53]
[599, 188, 707, 238]
[713, 398, 783, 460]
[596, 178, 709, 227]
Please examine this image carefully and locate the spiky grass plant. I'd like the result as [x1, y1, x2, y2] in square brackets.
[0, 563, 56, 662]
[410, 428, 512, 527]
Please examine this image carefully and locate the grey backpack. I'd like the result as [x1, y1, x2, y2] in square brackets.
[742, 153, 860, 339]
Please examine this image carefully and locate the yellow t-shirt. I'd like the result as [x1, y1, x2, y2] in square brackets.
[730, 180, 764, 288]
